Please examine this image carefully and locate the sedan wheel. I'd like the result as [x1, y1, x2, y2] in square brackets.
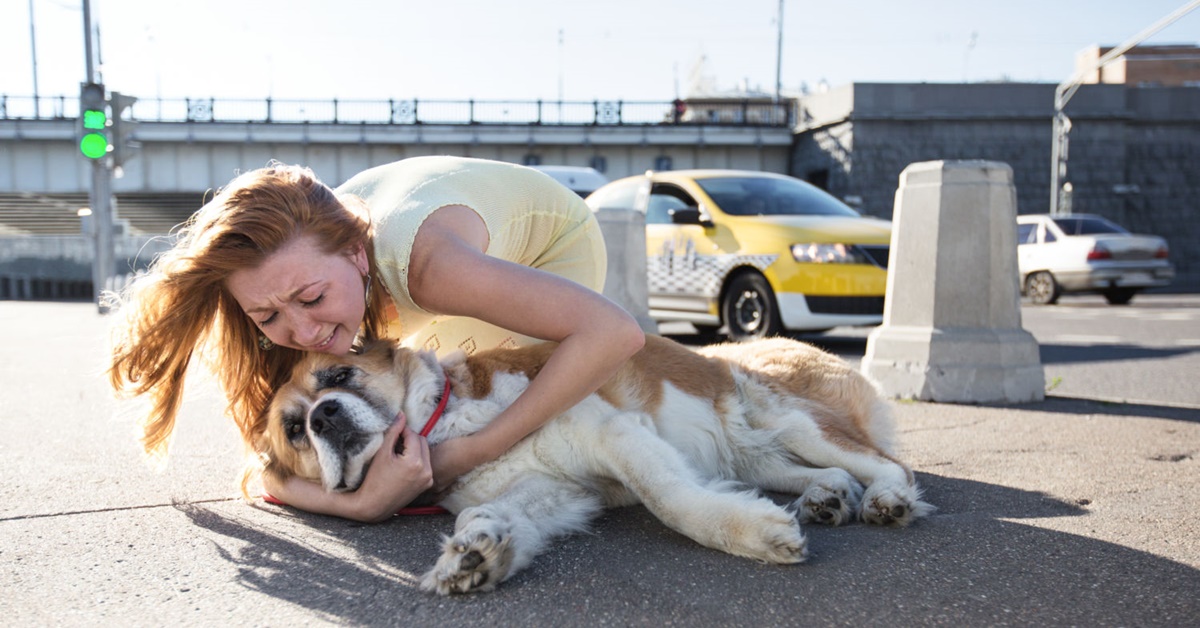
[722, 273, 783, 341]
[1025, 271, 1060, 305]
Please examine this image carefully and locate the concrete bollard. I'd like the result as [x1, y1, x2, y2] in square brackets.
[862, 160, 1045, 403]
[593, 207, 658, 335]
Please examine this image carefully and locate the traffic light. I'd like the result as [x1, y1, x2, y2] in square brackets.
[79, 82, 108, 160]
[109, 92, 139, 168]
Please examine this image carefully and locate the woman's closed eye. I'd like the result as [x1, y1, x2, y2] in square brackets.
[259, 312, 278, 327]
[301, 294, 325, 307]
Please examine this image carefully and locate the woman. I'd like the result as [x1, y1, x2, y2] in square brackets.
[109, 155, 646, 522]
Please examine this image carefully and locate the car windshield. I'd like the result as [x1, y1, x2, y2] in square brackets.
[1052, 216, 1129, 235]
[695, 176, 861, 217]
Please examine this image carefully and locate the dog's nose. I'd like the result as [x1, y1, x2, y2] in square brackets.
[310, 399, 342, 435]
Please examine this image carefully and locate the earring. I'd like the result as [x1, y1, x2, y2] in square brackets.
[258, 335, 275, 351]
[364, 274, 373, 306]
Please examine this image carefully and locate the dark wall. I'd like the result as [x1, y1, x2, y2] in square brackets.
[791, 83, 1200, 289]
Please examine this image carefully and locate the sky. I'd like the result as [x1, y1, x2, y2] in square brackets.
[4, 0, 1200, 104]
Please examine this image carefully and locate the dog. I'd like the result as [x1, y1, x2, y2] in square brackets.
[259, 334, 931, 595]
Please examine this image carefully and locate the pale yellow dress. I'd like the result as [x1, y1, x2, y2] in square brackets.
[336, 156, 607, 357]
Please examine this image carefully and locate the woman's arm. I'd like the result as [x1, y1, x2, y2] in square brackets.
[261, 415, 434, 523]
[408, 205, 647, 489]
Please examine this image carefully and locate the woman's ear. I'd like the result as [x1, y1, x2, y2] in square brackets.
[351, 242, 369, 275]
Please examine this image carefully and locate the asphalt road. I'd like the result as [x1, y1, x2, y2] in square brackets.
[2, 296, 1198, 626]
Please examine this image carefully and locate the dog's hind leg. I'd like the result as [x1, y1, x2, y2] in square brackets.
[582, 412, 807, 564]
[754, 406, 932, 527]
[420, 474, 600, 595]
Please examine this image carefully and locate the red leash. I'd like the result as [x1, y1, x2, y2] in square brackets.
[263, 371, 452, 516]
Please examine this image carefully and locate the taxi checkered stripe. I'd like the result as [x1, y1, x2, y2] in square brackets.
[648, 254, 779, 297]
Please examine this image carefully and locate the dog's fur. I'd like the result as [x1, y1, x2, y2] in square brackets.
[260, 334, 931, 595]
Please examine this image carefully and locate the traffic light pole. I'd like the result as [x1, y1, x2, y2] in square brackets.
[81, 0, 115, 312]
[89, 157, 115, 312]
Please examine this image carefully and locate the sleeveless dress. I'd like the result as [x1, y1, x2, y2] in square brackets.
[336, 156, 607, 357]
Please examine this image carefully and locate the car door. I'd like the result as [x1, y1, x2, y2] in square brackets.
[644, 182, 718, 318]
[1018, 219, 1058, 274]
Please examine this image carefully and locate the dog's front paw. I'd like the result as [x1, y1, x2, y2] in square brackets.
[420, 524, 514, 595]
[859, 483, 933, 527]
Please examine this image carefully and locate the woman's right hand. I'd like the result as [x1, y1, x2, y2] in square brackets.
[349, 413, 434, 522]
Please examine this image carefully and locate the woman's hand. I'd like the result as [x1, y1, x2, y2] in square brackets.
[350, 413, 435, 522]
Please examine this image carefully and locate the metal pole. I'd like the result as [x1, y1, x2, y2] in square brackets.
[774, 0, 784, 102]
[82, 0, 95, 82]
[28, 0, 39, 117]
[90, 159, 115, 312]
[82, 0, 114, 311]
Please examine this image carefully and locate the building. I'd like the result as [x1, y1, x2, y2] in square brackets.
[1076, 44, 1200, 87]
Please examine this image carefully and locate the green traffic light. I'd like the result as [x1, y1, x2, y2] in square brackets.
[80, 132, 108, 159]
[82, 109, 107, 130]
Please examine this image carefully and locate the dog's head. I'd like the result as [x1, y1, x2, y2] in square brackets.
[260, 339, 441, 492]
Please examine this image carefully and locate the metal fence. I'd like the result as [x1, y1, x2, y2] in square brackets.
[0, 94, 795, 128]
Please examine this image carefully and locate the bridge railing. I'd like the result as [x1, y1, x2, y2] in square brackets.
[1, 95, 796, 127]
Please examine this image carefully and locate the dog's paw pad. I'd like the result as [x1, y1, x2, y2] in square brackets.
[860, 485, 933, 527]
[420, 527, 514, 595]
[794, 485, 857, 526]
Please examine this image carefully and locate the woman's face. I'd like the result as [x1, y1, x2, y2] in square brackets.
[226, 234, 369, 355]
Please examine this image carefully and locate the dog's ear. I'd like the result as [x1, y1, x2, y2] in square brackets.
[358, 338, 398, 361]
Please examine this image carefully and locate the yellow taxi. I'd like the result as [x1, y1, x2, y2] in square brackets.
[586, 169, 891, 340]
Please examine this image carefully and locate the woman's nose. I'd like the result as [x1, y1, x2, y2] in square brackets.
[290, 311, 323, 346]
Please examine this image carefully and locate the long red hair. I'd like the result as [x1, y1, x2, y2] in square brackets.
[107, 164, 388, 468]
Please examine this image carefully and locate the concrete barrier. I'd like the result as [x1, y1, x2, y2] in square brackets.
[862, 160, 1044, 403]
[593, 207, 657, 335]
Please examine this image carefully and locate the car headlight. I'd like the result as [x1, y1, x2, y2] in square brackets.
[790, 243, 869, 264]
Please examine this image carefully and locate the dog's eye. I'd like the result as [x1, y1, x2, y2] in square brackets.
[317, 366, 357, 390]
[283, 415, 306, 444]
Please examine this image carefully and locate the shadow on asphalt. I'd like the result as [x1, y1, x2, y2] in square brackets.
[173, 473, 1197, 624]
[1010, 395, 1200, 425]
[1038, 343, 1200, 365]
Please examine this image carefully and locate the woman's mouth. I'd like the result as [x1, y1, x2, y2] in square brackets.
[312, 329, 337, 351]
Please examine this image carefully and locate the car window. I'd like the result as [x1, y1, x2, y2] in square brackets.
[1040, 225, 1057, 244]
[694, 176, 860, 217]
[585, 179, 641, 211]
[647, 183, 696, 225]
[1017, 223, 1036, 245]
[1052, 217, 1128, 235]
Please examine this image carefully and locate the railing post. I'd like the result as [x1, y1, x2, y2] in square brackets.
[618, 99, 624, 125]
[414, 98, 421, 124]
[536, 99, 542, 125]
[333, 98, 339, 124]
[266, 97, 272, 123]
[592, 99, 599, 126]
[388, 98, 395, 124]
[469, 99, 475, 124]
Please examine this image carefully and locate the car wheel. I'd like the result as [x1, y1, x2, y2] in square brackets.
[722, 273, 783, 342]
[1104, 288, 1138, 305]
[1025, 271, 1060, 305]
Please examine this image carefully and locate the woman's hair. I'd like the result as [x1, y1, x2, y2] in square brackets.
[107, 163, 388, 473]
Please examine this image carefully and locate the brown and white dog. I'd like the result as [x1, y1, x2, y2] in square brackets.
[259, 334, 931, 595]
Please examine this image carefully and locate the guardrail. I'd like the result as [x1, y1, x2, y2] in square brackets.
[1, 95, 795, 127]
